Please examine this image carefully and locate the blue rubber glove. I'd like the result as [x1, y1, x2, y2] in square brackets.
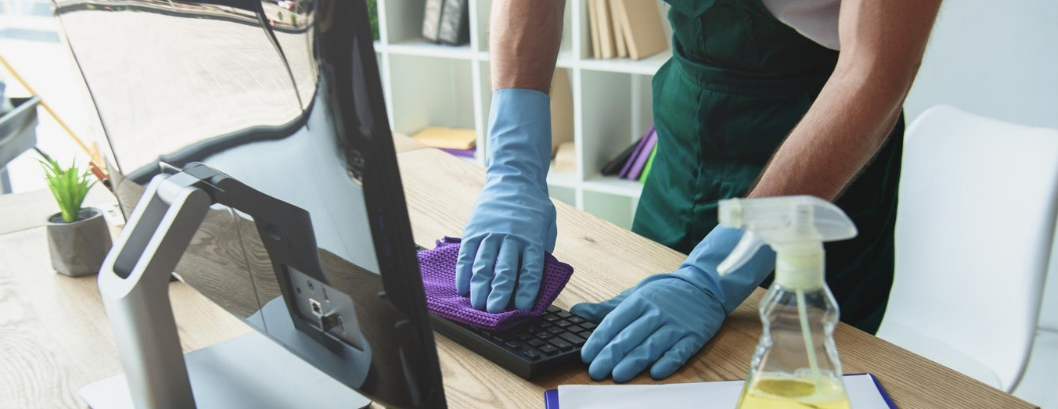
[570, 226, 776, 382]
[456, 89, 557, 313]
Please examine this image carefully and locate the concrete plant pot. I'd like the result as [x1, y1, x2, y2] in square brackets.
[46, 208, 113, 277]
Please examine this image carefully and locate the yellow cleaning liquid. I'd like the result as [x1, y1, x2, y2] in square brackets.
[736, 375, 851, 409]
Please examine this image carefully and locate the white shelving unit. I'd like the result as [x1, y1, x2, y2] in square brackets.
[374, 0, 671, 229]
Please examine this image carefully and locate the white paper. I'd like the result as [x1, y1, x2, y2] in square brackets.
[557, 374, 892, 409]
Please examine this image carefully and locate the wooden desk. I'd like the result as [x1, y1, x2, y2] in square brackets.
[0, 142, 1035, 408]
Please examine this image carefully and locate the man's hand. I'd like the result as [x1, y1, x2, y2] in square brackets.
[571, 227, 776, 381]
[457, 90, 557, 313]
[573, 271, 718, 382]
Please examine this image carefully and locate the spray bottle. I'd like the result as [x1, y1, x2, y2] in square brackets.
[717, 196, 857, 409]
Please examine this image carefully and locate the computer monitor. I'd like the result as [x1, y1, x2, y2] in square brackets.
[55, 0, 446, 407]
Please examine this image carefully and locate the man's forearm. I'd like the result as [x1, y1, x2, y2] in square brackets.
[490, 0, 565, 93]
[747, 67, 907, 200]
[749, 0, 941, 200]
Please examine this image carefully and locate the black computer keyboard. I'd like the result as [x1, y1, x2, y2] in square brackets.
[429, 306, 595, 379]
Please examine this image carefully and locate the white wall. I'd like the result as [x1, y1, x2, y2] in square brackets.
[905, 0, 1058, 128]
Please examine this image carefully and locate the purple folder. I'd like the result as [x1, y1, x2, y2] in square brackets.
[619, 126, 655, 178]
[625, 128, 657, 180]
[439, 147, 476, 158]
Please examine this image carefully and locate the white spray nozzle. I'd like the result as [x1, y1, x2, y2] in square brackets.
[716, 231, 766, 274]
[716, 196, 857, 287]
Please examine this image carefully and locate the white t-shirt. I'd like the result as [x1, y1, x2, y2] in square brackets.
[762, 0, 841, 50]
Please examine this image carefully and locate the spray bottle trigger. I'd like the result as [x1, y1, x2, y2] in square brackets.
[717, 231, 765, 276]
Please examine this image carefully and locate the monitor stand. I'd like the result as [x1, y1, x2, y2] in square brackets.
[81, 171, 371, 409]
[79, 332, 372, 409]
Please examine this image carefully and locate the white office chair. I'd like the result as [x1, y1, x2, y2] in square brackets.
[877, 105, 1058, 393]
[1012, 257, 1058, 408]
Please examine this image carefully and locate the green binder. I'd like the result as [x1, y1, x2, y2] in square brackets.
[638, 144, 657, 183]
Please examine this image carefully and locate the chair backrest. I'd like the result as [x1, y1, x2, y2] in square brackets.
[1040, 254, 1058, 331]
[884, 105, 1058, 390]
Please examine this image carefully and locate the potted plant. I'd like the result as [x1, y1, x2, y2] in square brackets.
[39, 151, 112, 276]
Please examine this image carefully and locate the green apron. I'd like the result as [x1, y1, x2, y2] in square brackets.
[632, 0, 903, 334]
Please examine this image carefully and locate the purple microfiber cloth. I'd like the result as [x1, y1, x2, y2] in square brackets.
[419, 237, 574, 331]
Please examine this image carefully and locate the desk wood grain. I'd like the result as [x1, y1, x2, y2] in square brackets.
[0, 226, 251, 409]
[0, 186, 116, 235]
[0, 143, 1035, 408]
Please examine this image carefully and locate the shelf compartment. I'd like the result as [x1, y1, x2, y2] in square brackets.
[385, 39, 476, 60]
[578, 49, 671, 75]
[549, 185, 577, 207]
[578, 70, 654, 181]
[379, 0, 426, 44]
[547, 168, 580, 189]
[387, 54, 477, 158]
[575, 0, 673, 73]
[583, 190, 638, 230]
[582, 176, 643, 198]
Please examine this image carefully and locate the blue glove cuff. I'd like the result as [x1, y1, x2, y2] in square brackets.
[486, 89, 552, 184]
[661, 226, 777, 314]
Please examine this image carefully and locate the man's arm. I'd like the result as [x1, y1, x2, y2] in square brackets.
[748, 0, 943, 200]
[456, 1, 567, 313]
[490, 0, 565, 92]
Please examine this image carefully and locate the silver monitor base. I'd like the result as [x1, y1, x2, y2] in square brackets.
[79, 332, 372, 409]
